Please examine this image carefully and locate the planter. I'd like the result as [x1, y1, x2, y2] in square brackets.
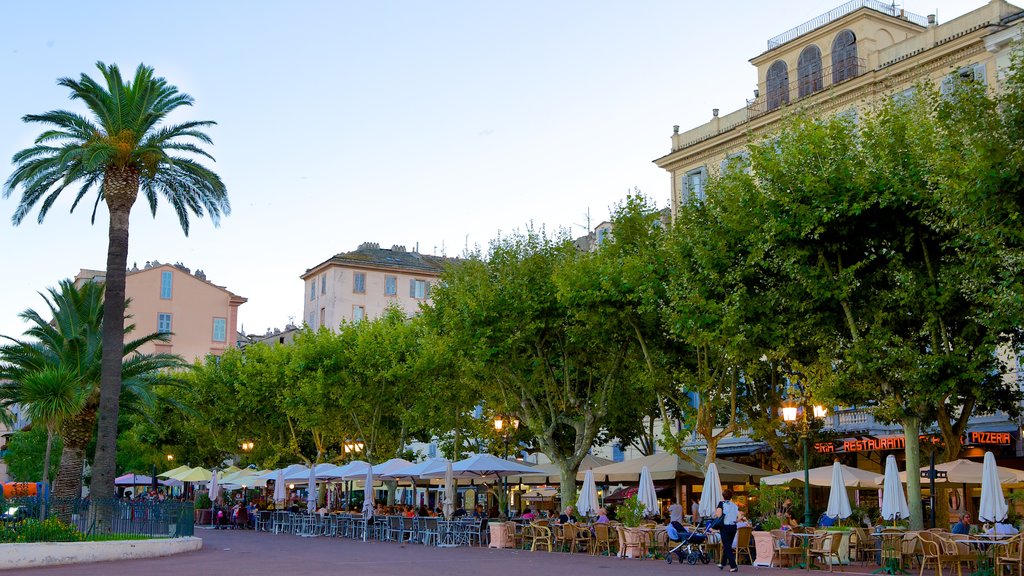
[196, 509, 211, 525]
[621, 527, 646, 558]
[488, 522, 515, 549]
[753, 531, 776, 566]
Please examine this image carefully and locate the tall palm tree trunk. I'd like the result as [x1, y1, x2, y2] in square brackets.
[90, 178, 136, 529]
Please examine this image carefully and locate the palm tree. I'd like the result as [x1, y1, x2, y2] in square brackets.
[3, 62, 228, 505]
[11, 366, 86, 519]
[0, 280, 185, 510]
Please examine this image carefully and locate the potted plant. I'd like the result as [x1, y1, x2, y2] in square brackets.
[617, 494, 648, 558]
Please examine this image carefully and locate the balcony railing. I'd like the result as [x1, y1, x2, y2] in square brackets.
[767, 0, 928, 50]
[747, 57, 866, 118]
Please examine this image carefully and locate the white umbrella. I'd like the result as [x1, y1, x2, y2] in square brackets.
[260, 464, 307, 481]
[577, 469, 599, 517]
[698, 462, 724, 518]
[273, 469, 286, 504]
[372, 458, 413, 477]
[209, 469, 220, 504]
[825, 460, 852, 520]
[338, 460, 373, 481]
[979, 451, 1009, 524]
[443, 460, 455, 518]
[307, 463, 318, 513]
[380, 457, 448, 481]
[637, 465, 658, 517]
[421, 453, 538, 479]
[881, 455, 910, 522]
[361, 465, 375, 541]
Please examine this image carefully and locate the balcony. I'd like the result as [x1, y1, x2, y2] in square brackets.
[746, 57, 866, 119]
[766, 0, 928, 51]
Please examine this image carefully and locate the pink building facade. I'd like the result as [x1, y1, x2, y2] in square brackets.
[76, 263, 247, 363]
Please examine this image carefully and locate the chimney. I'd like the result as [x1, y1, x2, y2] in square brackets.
[712, 108, 719, 117]
[673, 125, 679, 134]
[754, 88, 760, 98]
[927, 14, 936, 26]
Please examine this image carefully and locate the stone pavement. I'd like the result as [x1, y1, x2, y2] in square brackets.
[16, 528, 916, 576]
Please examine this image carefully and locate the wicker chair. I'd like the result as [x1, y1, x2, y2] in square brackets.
[808, 531, 846, 572]
[592, 523, 614, 556]
[995, 533, 1024, 576]
[853, 527, 881, 564]
[531, 524, 553, 552]
[736, 526, 753, 564]
[917, 532, 962, 576]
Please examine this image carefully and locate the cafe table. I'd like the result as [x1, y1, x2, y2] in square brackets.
[956, 536, 1014, 576]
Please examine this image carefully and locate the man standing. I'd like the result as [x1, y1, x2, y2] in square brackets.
[669, 500, 684, 525]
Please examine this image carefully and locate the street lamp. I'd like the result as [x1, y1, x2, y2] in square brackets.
[240, 440, 255, 453]
[343, 439, 365, 507]
[493, 415, 519, 517]
[166, 454, 174, 463]
[782, 401, 827, 527]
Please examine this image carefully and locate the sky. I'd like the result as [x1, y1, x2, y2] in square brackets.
[0, 0, 988, 338]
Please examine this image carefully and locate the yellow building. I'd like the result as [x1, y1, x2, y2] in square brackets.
[655, 0, 1024, 215]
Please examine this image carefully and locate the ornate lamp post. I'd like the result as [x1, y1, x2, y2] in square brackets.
[782, 402, 828, 527]
[343, 439, 364, 507]
[493, 415, 519, 518]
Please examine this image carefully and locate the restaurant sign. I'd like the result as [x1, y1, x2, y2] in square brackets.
[815, 431, 1013, 454]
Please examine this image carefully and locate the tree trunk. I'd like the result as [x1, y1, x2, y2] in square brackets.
[557, 460, 578, 513]
[40, 427, 53, 520]
[904, 415, 924, 530]
[90, 192, 135, 531]
[53, 406, 97, 505]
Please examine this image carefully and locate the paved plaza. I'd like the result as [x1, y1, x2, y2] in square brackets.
[17, 528, 928, 576]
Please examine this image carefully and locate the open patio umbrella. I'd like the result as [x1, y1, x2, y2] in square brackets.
[637, 465, 659, 517]
[337, 460, 372, 481]
[273, 469, 286, 505]
[307, 464, 317, 513]
[515, 454, 613, 484]
[173, 467, 212, 482]
[362, 466, 375, 541]
[372, 458, 413, 477]
[158, 465, 189, 479]
[259, 463, 307, 481]
[584, 452, 772, 484]
[422, 453, 538, 480]
[978, 451, 1009, 525]
[763, 463, 882, 488]
[380, 457, 448, 481]
[881, 455, 910, 523]
[577, 469, 599, 517]
[443, 460, 455, 518]
[698, 462, 724, 518]
[895, 458, 1024, 486]
[825, 460, 852, 521]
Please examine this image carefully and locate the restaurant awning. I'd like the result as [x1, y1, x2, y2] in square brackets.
[762, 463, 882, 488]
[583, 452, 773, 483]
[511, 454, 613, 484]
[892, 459, 1024, 486]
[604, 484, 673, 503]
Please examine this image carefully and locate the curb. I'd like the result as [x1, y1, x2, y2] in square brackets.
[0, 536, 203, 570]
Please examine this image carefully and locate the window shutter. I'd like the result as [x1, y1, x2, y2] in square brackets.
[410, 279, 416, 297]
[425, 281, 432, 298]
[973, 62, 987, 85]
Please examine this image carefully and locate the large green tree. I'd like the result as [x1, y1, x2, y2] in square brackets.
[426, 228, 633, 506]
[4, 62, 228, 509]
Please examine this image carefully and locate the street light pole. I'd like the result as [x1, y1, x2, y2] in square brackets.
[783, 401, 827, 528]
[802, 433, 812, 527]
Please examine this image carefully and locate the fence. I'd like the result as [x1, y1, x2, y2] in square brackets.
[0, 497, 194, 542]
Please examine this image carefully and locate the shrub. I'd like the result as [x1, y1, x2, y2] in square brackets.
[617, 495, 647, 528]
[0, 517, 84, 543]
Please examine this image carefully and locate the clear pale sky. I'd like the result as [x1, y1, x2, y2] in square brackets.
[0, 0, 988, 338]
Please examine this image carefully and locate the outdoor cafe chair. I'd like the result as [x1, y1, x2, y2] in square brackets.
[531, 524, 553, 552]
[735, 525, 753, 564]
[405, 516, 419, 544]
[254, 510, 272, 532]
[560, 523, 580, 554]
[592, 523, 614, 556]
[420, 517, 439, 547]
[337, 515, 352, 538]
[852, 527, 880, 564]
[995, 533, 1024, 576]
[771, 529, 804, 568]
[808, 531, 845, 572]
[917, 532, 962, 576]
[271, 510, 292, 534]
[387, 516, 403, 543]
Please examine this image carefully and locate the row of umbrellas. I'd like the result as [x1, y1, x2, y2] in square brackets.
[762, 457, 1024, 489]
[795, 452, 1011, 524]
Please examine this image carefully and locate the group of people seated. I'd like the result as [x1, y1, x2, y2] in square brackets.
[951, 513, 1020, 536]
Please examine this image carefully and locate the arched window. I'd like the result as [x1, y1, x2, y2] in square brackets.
[766, 60, 790, 111]
[832, 30, 858, 84]
[798, 45, 823, 98]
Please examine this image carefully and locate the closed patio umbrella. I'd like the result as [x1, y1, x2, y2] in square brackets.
[698, 462, 724, 519]
[307, 464, 317, 513]
[362, 466, 375, 541]
[209, 469, 220, 504]
[825, 460, 852, 520]
[881, 455, 910, 522]
[443, 460, 455, 518]
[978, 451, 1009, 525]
[273, 469, 286, 505]
[577, 469, 599, 517]
[637, 465, 658, 517]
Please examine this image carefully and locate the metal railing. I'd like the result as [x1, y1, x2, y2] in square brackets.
[0, 497, 194, 542]
[767, 0, 928, 50]
[747, 57, 867, 117]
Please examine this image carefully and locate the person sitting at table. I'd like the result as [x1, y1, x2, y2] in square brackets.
[783, 510, 799, 529]
[952, 514, 972, 535]
[452, 505, 467, 518]
[522, 507, 537, 520]
[472, 504, 486, 520]
[558, 505, 575, 524]
[595, 507, 610, 524]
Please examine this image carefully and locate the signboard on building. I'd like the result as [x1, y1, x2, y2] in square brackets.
[815, 431, 1013, 454]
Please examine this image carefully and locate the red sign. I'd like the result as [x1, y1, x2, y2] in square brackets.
[814, 431, 1013, 454]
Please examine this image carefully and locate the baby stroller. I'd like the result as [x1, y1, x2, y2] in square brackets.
[665, 520, 713, 565]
